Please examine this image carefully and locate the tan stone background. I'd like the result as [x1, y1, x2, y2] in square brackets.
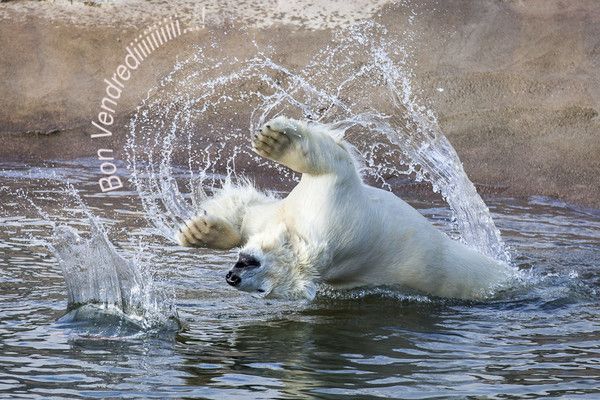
[0, 0, 598, 207]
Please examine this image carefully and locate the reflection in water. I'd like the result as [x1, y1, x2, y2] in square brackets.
[175, 294, 599, 399]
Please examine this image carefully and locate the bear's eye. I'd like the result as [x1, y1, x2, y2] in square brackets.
[234, 253, 261, 269]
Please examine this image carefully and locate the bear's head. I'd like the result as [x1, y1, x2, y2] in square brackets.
[225, 224, 319, 300]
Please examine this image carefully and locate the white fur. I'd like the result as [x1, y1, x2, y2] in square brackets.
[177, 116, 513, 300]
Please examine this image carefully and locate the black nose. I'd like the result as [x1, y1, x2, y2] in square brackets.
[226, 271, 241, 287]
[234, 253, 261, 269]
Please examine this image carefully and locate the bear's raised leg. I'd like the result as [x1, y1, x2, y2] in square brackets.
[177, 212, 242, 250]
[253, 116, 355, 176]
[176, 182, 275, 250]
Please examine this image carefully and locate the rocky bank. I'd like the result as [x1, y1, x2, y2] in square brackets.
[0, 0, 598, 207]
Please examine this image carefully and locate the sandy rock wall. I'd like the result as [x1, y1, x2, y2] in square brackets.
[0, 0, 598, 206]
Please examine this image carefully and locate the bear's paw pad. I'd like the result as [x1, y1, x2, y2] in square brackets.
[252, 118, 299, 159]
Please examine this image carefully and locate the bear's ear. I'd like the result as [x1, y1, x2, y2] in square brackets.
[303, 281, 318, 301]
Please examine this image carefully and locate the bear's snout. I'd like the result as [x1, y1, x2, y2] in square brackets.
[234, 253, 261, 269]
[226, 271, 241, 287]
[226, 253, 261, 288]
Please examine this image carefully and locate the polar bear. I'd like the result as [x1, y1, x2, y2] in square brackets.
[177, 116, 513, 300]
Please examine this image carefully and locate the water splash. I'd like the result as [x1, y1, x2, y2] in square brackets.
[127, 21, 510, 263]
[2, 182, 178, 331]
[51, 221, 178, 330]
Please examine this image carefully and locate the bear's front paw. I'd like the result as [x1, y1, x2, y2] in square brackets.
[264, 116, 301, 136]
[252, 117, 300, 160]
[176, 212, 212, 247]
[176, 212, 242, 250]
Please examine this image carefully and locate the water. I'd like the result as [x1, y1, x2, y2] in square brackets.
[1, 20, 598, 399]
[0, 161, 598, 398]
